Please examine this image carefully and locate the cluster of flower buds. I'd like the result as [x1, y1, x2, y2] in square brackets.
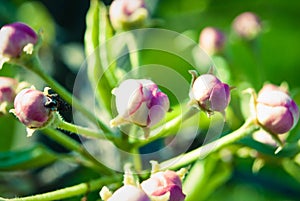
[100, 162, 186, 201]
[232, 12, 262, 40]
[189, 70, 231, 116]
[109, 0, 148, 31]
[198, 12, 261, 56]
[255, 84, 299, 134]
[199, 27, 225, 55]
[0, 22, 38, 64]
[110, 79, 169, 135]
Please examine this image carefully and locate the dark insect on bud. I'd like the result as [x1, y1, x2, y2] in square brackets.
[44, 88, 71, 112]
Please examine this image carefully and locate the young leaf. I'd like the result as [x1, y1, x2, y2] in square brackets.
[0, 144, 58, 171]
[84, 0, 116, 115]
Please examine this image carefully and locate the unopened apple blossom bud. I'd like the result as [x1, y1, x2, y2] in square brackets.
[256, 84, 299, 134]
[107, 185, 150, 201]
[0, 77, 17, 104]
[189, 71, 231, 114]
[0, 22, 38, 58]
[0, 77, 18, 115]
[141, 170, 185, 201]
[199, 27, 225, 55]
[232, 12, 262, 40]
[12, 88, 52, 129]
[110, 79, 169, 129]
[109, 0, 148, 31]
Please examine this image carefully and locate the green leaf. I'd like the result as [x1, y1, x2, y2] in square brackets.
[84, 0, 116, 116]
[284, 159, 300, 182]
[0, 115, 17, 152]
[0, 144, 58, 171]
[240, 137, 299, 158]
[0, 0, 18, 22]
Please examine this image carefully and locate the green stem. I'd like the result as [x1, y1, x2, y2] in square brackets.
[21, 55, 112, 134]
[55, 114, 113, 140]
[136, 107, 199, 147]
[42, 128, 114, 175]
[1, 175, 121, 201]
[129, 48, 139, 69]
[160, 119, 258, 170]
[127, 32, 140, 70]
[131, 148, 142, 172]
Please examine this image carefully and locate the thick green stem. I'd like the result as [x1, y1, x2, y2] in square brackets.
[136, 107, 199, 147]
[55, 114, 113, 140]
[1, 175, 121, 201]
[42, 128, 114, 175]
[160, 119, 258, 170]
[20, 55, 112, 134]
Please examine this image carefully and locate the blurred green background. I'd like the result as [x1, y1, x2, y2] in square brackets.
[1, 0, 300, 200]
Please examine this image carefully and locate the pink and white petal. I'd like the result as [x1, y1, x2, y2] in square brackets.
[113, 79, 143, 115]
[129, 102, 149, 126]
[257, 104, 293, 134]
[257, 90, 291, 107]
[210, 83, 230, 112]
[147, 105, 166, 127]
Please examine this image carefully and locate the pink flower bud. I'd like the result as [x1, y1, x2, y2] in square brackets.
[0, 22, 38, 58]
[256, 84, 299, 134]
[141, 170, 185, 201]
[111, 79, 169, 128]
[108, 185, 150, 201]
[232, 12, 262, 40]
[199, 27, 225, 55]
[13, 88, 51, 128]
[0, 77, 17, 103]
[109, 0, 148, 31]
[190, 73, 230, 113]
